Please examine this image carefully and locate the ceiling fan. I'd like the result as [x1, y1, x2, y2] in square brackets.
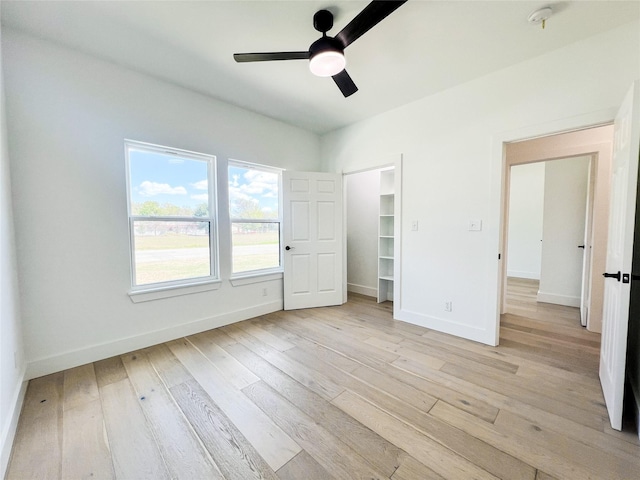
[233, 1, 408, 97]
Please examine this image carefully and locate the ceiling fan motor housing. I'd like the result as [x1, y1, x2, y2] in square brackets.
[309, 36, 344, 58]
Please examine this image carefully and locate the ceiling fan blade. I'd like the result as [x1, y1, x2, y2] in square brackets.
[233, 51, 310, 62]
[332, 70, 358, 97]
[336, 0, 407, 48]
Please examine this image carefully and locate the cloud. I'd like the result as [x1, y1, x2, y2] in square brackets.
[138, 181, 187, 196]
[191, 194, 208, 201]
[191, 179, 208, 190]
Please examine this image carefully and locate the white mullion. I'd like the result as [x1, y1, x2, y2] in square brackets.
[130, 215, 211, 223]
[230, 218, 278, 224]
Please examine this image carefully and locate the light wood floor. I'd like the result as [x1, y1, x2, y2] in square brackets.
[7, 289, 640, 479]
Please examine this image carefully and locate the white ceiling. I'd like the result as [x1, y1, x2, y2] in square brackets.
[2, 1, 639, 134]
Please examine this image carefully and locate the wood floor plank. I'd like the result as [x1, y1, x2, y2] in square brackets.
[429, 400, 602, 480]
[99, 378, 171, 480]
[500, 326, 600, 358]
[536, 471, 560, 480]
[93, 355, 127, 388]
[121, 351, 225, 479]
[393, 355, 640, 460]
[423, 328, 600, 385]
[167, 337, 301, 470]
[61, 399, 114, 480]
[494, 409, 640, 477]
[276, 451, 335, 480]
[237, 320, 296, 351]
[243, 380, 389, 480]
[440, 358, 607, 418]
[63, 363, 100, 410]
[332, 390, 500, 480]
[274, 316, 401, 365]
[278, 342, 441, 427]
[439, 361, 605, 430]
[364, 336, 446, 370]
[222, 323, 346, 401]
[170, 379, 279, 480]
[258, 322, 362, 373]
[218, 338, 406, 477]
[353, 361, 500, 423]
[230, 336, 408, 474]
[391, 456, 445, 480]
[187, 329, 260, 389]
[143, 343, 192, 388]
[6, 373, 64, 480]
[62, 365, 114, 480]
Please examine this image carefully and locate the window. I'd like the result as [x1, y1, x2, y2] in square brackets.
[126, 140, 217, 290]
[228, 160, 282, 275]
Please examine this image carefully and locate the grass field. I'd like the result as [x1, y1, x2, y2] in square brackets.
[134, 231, 280, 284]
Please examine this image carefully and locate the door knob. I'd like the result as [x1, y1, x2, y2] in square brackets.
[285, 246, 294, 251]
[603, 271, 621, 281]
[578, 245, 585, 249]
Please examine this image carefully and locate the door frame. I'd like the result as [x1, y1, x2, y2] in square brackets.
[501, 139, 609, 329]
[342, 154, 402, 317]
[488, 109, 618, 345]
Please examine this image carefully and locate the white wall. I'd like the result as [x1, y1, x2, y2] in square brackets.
[507, 162, 545, 279]
[321, 21, 640, 345]
[0, 21, 26, 477]
[346, 169, 380, 297]
[2, 29, 321, 378]
[538, 156, 590, 307]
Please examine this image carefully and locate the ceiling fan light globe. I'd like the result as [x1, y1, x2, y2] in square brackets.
[309, 51, 346, 77]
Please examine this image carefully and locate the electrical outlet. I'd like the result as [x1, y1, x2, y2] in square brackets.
[468, 219, 482, 231]
[445, 301, 452, 312]
[262, 288, 268, 296]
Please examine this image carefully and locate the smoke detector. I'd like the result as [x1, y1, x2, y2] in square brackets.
[528, 7, 553, 29]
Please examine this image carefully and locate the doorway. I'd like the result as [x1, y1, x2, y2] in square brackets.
[343, 156, 402, 316]
[505, 156, 592, 325]
[499, 125, 614, 334]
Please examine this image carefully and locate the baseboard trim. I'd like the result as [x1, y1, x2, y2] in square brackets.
[26, 300, 283, 380]
[396, 308, 495, 346]
[1, 369, 27, 479]
[506, 271, 540, 280]
[347, 283, 377, 298]
[536, 291, 580, 307]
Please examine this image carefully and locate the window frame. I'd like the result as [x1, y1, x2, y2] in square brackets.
[125, 139, 219, 292]
[228, 159, 284, 277]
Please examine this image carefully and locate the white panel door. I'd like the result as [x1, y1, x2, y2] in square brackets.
[283, 171, 343, 310]
[600, 81, 640, 430]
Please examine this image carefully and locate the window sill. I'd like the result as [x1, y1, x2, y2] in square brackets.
[229, 271, 283, 287]
[128, 280, 222, 303]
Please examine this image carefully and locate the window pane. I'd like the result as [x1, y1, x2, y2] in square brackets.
[133, 221, 210, 285]
[129, 148, 210, 217]
[229, 165, 279, 219]
[232, 223, 280, 273]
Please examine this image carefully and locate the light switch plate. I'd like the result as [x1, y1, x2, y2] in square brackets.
[411, 220, 419, 231]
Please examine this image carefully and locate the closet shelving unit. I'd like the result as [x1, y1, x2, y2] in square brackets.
[377, 168, 395, 303]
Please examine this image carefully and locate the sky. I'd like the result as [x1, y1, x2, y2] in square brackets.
[228, 164, 279, 216]
[128, 148, 279, 215]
